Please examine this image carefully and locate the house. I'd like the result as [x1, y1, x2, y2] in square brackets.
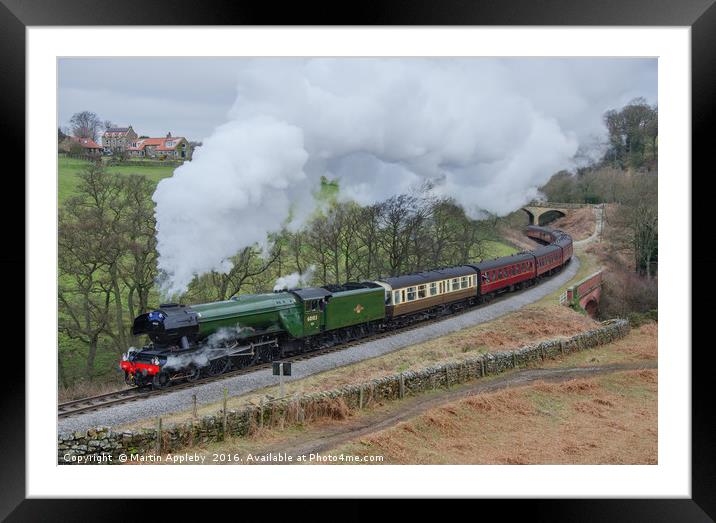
[127, 132, 193, 160]
[102, 125, 138, 151]
[60, 136, 103, 156]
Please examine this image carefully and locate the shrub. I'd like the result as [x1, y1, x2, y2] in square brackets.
[599, 270, 657, 322]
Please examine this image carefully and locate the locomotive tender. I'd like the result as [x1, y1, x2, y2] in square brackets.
[121, 226, 572, 388]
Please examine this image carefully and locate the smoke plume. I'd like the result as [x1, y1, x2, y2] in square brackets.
[273, 265, 315, 291]
[153, 58, 655, 294]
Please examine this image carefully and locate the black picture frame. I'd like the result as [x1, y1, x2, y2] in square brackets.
[5, 0, 711, 519]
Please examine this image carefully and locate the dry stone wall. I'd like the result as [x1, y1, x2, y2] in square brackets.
[58, 319, 630, 464]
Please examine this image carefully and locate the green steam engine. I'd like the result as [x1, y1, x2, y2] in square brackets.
[121, 283, 385, 387]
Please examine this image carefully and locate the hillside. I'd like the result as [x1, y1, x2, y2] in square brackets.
[58, 156, 177, 203]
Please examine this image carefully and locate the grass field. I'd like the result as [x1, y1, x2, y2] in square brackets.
[332, 366, 657, 464]
[58, 156, 177, 203]
[481, 239, 517, 259]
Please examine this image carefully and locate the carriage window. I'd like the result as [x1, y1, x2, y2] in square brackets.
[452, 278, 460, 291]
[461, 276, 468, 289]
[418, 285, 427, 299]
[430, 282, 438, 296]
[407, 287, 416, 301]
[394, 291, 401, 304]
[482, 273, 489, 283]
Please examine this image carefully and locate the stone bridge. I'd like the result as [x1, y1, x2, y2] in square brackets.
[522, 201, 589, 226]
[561, 270, 604, 318]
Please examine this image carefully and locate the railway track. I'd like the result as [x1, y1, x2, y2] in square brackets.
[58, 262, 570, 419]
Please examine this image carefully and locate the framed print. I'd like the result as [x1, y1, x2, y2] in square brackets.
[5, 0, 713, 518]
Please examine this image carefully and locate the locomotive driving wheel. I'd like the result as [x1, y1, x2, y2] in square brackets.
[152, 371, 170, 389]
[206, 356, 231, 377]
[185, 364, 201, 382]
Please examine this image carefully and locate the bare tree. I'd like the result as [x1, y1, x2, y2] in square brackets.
[58, 164, 119, 378]
[377, 194, 425, 276]
[354, 203, 382, 279]
[117, 175, 158, 323]
[305, 214, 333, 285]
[338, 203, 364, 282]
[70, 110, 102, 141]
[607, 174, 658, 277]
[189, 244, 282, 302]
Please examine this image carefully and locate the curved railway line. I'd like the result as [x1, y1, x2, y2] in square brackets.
[58, 263, 572, 420]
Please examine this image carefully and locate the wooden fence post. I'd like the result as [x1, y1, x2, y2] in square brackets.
[399, 373, 405, 399]
[156, 417, 162, 454]
[192, 394, 197, 419]
[223, 388, 228, 439]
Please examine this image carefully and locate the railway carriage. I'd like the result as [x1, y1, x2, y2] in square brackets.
[554, 230, 573, 262]
[525, 225, 556, 244]
[533, 244, 563, 277]
[375, 266, 478, 320]
[470, 252, 536, 297]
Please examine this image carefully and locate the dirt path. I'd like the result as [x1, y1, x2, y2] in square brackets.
[251, 361, 657, 460]
[574, 205, 604, 247]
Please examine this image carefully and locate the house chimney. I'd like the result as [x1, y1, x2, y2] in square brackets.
[166, 132, 172, 138]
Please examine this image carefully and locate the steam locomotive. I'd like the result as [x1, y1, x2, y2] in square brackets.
[120, 225, 572, 388]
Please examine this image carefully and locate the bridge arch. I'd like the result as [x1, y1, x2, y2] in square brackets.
[584, 298, 599, 318]
[522, 208, 536, 225]
[521, 202, 583, 226]
[537, 209, 566, 226]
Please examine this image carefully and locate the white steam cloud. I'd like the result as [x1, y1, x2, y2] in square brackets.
[153, 58, 655, 294]
[273, 265, 315, 291]
[162, 326, 253, 371]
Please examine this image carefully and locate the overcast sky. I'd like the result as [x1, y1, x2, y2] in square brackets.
[58, 57, 657, 142]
